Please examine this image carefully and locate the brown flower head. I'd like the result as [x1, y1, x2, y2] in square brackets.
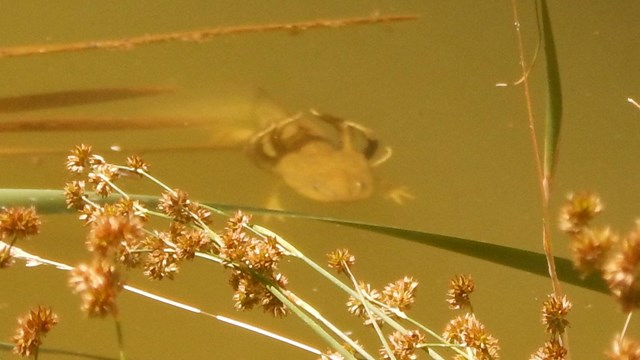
[158, 189, 193, 223]
[87, 164, 121, 197]
[190, 202, 213, 225]
[569, 227, 616, 277]
[347, 281, 382, 319]
[230, 270, 264, 311]
[346, 282, 383, 323]
[220, 218, 282, 272]
[443, 313, 500, 360]
[559, 191, 602, 234]
[228, 267, 288, 317]
[447, 274, 475, 310]
[327, 248, 356, 274]
[11, 305, 58, 357]
[607, 335, 640, 360]
[602, 228, 640, 312]
[65, 144, 95, 174]
[125, 155, 150, 176]
[174, 227, 212, 260]
[530, 339, 567, 360]
[69, 259, 122, 317]
[142, 232, 180, 280]
[260, 272, 289, 318]
[226, 211, 252, 234]
[0, 206, 41, 240]
[113, 199, 149, 221]
[86, 213, 146, 257]
[541, 294, 572, 335]
[382, 276, 419, 312]
[64, 180, 86, 210]
[380, 330, 425, 360]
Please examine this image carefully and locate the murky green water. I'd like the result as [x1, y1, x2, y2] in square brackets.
[1, 1, 639, 359]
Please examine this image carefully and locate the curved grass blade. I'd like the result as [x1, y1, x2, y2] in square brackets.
[540, 0, 562, 182]
[0, 188, 606, 293]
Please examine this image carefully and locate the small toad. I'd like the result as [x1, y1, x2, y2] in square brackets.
[245, 110, 406, 203]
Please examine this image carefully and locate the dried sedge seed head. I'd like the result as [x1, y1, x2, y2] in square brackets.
[65, 144, 94, 174]
[602, 227, 640, 312]
[11, 305, 58, 357]
[382, 276, 419, 312]
[86, 213, 146, 257]
[569, 227, 616, 277]
[443, 313, 500, 360]
[346, 282, 382, 322]
[190, 202, 213, 225]
[229, 270, 289, 317]
[174, 227, 212, 260]
[87, 164, 121, 198]
[529, 339, 568, 360]
[78, 204, 100, 225]
[113, 199, 148, 221]
[158, 189, 193, 223]
[220, 217, 282, 272]
[125, 155, 150, 175]
[379, 330, 425, 360]
[260, 272, 289, 318]
[0, 206, 41, 240]
[607, 335, 640, 360]
[225, 210, 251, 235]
[142, 232, 180, 280]
[559, 191, 603, 234]
[447, 274, 475, 310]
[68, 260, 122, 318]
[541, 294, 572, 335]
[64, 180, 86, 210]
[230, 271, 263, 311]
[327, 248, 355, 274]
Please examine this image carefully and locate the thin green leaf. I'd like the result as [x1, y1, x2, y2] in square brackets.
[540, 0, 562, 181]
[0, 188, 606, 293]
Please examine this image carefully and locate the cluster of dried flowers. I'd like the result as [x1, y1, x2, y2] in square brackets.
[10, 306, 59, 357]
[221, 211, 288, 317]
[325, 248, 425, 359]
[559, 191, 640, 358]
[529, 294, 572, 359]
[443, 274, 501, 360]
[0, 206, 59, 357]
[63, 144, 289, 320]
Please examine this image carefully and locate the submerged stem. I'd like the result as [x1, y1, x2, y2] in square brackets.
[114, 317, 126, 360]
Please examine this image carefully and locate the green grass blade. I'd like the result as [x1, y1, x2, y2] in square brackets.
[0, 188, 606, 293]
[540, 0, 562, 181]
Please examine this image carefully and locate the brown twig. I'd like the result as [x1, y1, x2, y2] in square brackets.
[0, 14, 418, 59]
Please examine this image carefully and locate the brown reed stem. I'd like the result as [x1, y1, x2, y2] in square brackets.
[0, 14, 418, 59]
[510, 0, 561, 295]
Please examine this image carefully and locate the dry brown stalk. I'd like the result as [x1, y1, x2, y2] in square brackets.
[0, 14, 419, 59]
